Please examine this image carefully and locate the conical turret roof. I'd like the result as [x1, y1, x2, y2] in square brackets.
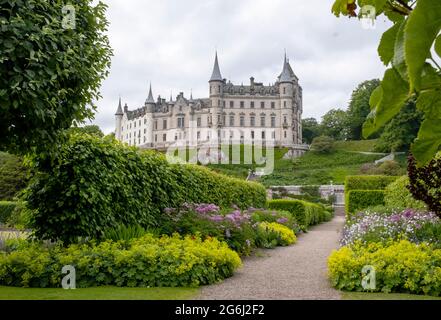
[145, 83, 155, 104]
[209, 51, 223, 82]
[115, 97, 123, 115]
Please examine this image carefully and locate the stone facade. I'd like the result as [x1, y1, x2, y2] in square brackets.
[115, 52, 308, 154]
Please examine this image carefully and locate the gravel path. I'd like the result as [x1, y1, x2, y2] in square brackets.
[197, 215, 345, 300]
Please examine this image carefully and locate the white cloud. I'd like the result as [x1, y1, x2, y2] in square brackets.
[91, 0, 392, 133]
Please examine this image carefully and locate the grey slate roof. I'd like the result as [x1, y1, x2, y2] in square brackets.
[145, 84, 155, 104]
[115, 97, 123, 115]
[209, 52, 223, 81]
[279, 54, 293, 83]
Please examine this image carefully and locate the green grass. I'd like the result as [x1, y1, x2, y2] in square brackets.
[0, 285, 199, 300]
[341, 291, 441, 300]
[333, 139, 378, 152]
[259, 150, 382, 186]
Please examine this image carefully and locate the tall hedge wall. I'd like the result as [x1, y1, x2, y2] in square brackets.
[267, 199, 331, 228]
[346, 190, 385, 215]
[24, 134, 267, 243]
[345, 175, 399, 192]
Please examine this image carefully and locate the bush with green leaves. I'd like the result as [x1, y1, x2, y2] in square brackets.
[24, 134, 267, 243]
[0, 0, 112, 154]
[0, 233, 242, 288]
[250, 209, 300, 233]
[346, 190, 385, 215]
[0, 152, 29, 201]
[0, 201, 17, 225]
[384, 176, 426, 211]
[328, 240, 441, 296]
[345, 175, 399, 192]
[267, 199, 330, 229]
[255, 222, 297, 248]
[310, 136, 335, 154]
[5, 201, 32, 230]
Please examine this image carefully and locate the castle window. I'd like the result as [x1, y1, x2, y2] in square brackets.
[217, 114, 221, 125]
[223, 101, 226, 107]
[284, 131, 287, 138]
[197, 131, 200, 140]
[284, 101, 287, 108]
[144, 128, 146, 134]
[155, 134, 157, 142]
[229, 115, 234, 126]
[250, 101, 255, 108]
[175, 134, 178, 141]
[240, 116, 245, 126]
[134, 122, 136, 128]
[144, 119, 147, 124]
[230, 101, 234, 108]
[272, 131, 276, 139]
[197, 117, 201, 127]
[130, 123, 132, 129]
[250, 116, 255, 127]
[154, 120, 158, 130]
[283, 87, 286, 94]
[230, 131, 234, 139]
[179, 105, 182, 112]
[144, 136, 146, 143]
[163, 119, 167, 129]
[121, 126, 124, 132]
[240, 101, 244, 108]
[271, 116, 276, 128]
[284, 116, 287, 124]
[251, 131, 255, 139]
[261, 131, 265, 139]
[163, 134, 166, 142]
[139, 120, 141, 126]
[261, 101, 265, 109]
[271, 102, 275, 109]
[260, 116, 265, 127]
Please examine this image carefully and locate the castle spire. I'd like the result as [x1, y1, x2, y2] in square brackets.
[279, 53, 292, 83]
[209, 51, 223, 82]
[145, 83, 155, 104]
[115, 96, 123, 115]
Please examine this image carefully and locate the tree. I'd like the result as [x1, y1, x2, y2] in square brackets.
[302, 118, 321, 144]
[332, 0, 441, 165]
[375, 99, 423, 152]
[67, 125, 104, 138]
[320, 109, 347, 140]
[310, 136, 335, 154]
[345, 79, 381, 140]
[0, 1, 112, 154]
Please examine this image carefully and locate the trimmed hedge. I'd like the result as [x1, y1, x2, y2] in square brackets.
[384, 176, 426, 210]
[0, 234, 241, 288]
[267, 199, 330, 228]
[345, 175, 399, 192]
[0, 201, 17, 224]
[346, 190, 385, 214]
[25, 134, 266, 243]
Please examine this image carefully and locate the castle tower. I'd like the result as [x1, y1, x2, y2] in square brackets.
[144, 83, 155, 146]
[115, 97, 123, 140]
[209, 51, 224, 132]
[278, 54, 294, 146]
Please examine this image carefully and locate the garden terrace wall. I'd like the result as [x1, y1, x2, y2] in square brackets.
[24, 134, 267, 243]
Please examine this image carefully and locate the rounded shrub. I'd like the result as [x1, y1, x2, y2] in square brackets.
[384, 176, 426, 210]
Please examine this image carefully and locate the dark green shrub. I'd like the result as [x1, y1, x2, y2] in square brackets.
[384, 176, 426, 210]
[6, 201, 32, 230]
[346, 190, 385, 215]
[345, 175, 399, 191]
[267, 199, 329, 229]
[0, 201, 17, 225]
[24, 134, 266, 243]
[102, 224, 154, 242]
[310, 136, 335, 153]
[0, 152, 29, 201]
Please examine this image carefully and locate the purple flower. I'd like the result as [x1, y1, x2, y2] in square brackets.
[276, 217, 289, 224]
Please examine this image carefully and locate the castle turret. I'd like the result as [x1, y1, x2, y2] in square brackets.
[278, 54, 294, 146]
[209, 51, 224, 130]
[144, 83, 155, 146]
[115, 97, 123, 140]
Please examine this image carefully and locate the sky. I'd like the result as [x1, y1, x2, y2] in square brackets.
[91, 0, 392, 134]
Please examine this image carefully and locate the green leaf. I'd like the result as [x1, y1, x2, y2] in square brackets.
[420, 63, 441, 90]
[362, 68, 409, 138]
[369, 85, 383, 110]
[378, 21, 402, 66]
[435, 35, 441, 59]
[392, 19, 408, 82]
[405, 0, 441, 92]
[416, 89, 441, 119]
[411, 119, 441, 166]
[331, 0, 354, 16]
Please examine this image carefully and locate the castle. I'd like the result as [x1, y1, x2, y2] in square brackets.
[115, 52, 307, 156]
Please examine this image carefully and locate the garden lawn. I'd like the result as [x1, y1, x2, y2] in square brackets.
[0, 286, 199, 300]
[333, 140, 378, 152]
[341, 291, 441, 300]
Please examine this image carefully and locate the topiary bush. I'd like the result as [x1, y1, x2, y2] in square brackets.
[384, 176, 426, 211]
[310, 136, 335, 154]
[346, 190, 385, 215]
[345, 175, 399, 192]
[24, 134, 266, 243]
[0, 234, 242, 288]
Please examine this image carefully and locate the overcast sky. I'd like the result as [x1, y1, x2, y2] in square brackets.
[91, 0, 392, 134]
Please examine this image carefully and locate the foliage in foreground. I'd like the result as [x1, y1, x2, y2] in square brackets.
[23, 134, 266, 243]
[0, 0, 112, 154]
[0, 234, 241, 288]
[328, 240, 441, 296]
[332, 0, 441, 165]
